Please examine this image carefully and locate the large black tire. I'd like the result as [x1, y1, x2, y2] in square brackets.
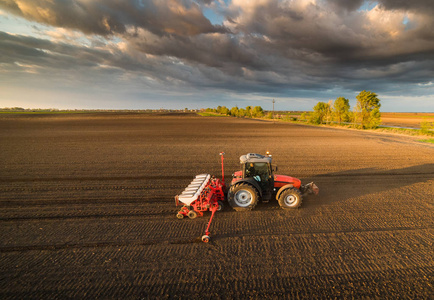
[278, 188, 302, 209]
[228, 183, 259, 211]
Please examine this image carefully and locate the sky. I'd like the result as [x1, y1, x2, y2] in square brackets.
[0, 0, 433, 112]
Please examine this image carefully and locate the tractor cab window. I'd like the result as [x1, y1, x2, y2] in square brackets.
[245, 162, 271, 182]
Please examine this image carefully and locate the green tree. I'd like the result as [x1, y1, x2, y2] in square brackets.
[311, 102, 331, 124]
[230, 106, 239, 116]
[247, 106, 253, 118]
[238, 108, 246, 117]
[220, 106, 230, 115]
[369, 107, 381, 129]
[355, 90, 381, 129]
[326, 100, 333, 124]
[251, 106, 264, 118]
[333, 97, 350, 124]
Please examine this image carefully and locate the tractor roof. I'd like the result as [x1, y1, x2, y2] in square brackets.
[240, 153, 272, 164]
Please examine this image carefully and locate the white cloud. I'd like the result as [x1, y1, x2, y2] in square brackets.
[418, 81, 433, 87]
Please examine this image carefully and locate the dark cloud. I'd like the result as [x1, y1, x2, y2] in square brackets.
[128, 30, 266, 73]
[0, 0, 229, 36]
[227, 1, 434, 64]
[377, 0, 434, 13]
[196, 0, 214, 5]
[0, 30, 238, 91]
[325, 0, 434, 13]
[326, 0, 365, 11]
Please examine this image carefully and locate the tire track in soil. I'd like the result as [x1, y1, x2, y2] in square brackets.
[0, 184, 184, 193]
[0, 211, 170, 222]
[0, 175, 196, 183]
[0, 194, 176, 205]
[1, 170, 432, 192]
[1, 226, 431, 253]
[3, 229, 431, 298]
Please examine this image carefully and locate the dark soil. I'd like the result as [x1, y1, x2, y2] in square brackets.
[1, 113, 433, 299]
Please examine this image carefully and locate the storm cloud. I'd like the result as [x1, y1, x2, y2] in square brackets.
[0, 0, 433, 110]
[0, 0, 229, 36]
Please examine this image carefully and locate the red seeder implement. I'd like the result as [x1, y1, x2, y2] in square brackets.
[175, 153, 226, 242]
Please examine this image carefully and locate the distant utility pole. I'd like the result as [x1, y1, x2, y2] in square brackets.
[272, 99, 275, 124]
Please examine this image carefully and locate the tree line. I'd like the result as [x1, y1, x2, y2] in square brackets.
[205, 105, 269, 118]
[304, 90, 381, 129]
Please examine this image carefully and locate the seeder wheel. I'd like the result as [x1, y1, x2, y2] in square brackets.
[176, 213, 184, 219]
[201, 235, 210, 243]
[187, 211, 197, 219]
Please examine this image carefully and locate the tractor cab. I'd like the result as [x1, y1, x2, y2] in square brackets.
[238, 153, 274, 201]
[241, 153, 272, 180]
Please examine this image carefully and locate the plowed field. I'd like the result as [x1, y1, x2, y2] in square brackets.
[1, 113, 433, 299]
[380, 112, 434, 129]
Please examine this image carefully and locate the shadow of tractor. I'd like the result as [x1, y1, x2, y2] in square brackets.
[299, 163, 434, 208]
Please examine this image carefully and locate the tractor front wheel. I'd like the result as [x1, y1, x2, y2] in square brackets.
[228, 183, 259, 211]
[278, 188, 302, 209]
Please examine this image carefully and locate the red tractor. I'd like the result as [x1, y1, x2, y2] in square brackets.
[228, 152, 319, 211]
[175, 152, 318, 242]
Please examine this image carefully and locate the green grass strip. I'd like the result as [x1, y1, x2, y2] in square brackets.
[197, 112, 229, 117]
[418, 139, 434, 144]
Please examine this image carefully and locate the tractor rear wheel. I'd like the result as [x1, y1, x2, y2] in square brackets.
[278, 188, 302, 209]
[228, 183, 259, 211]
